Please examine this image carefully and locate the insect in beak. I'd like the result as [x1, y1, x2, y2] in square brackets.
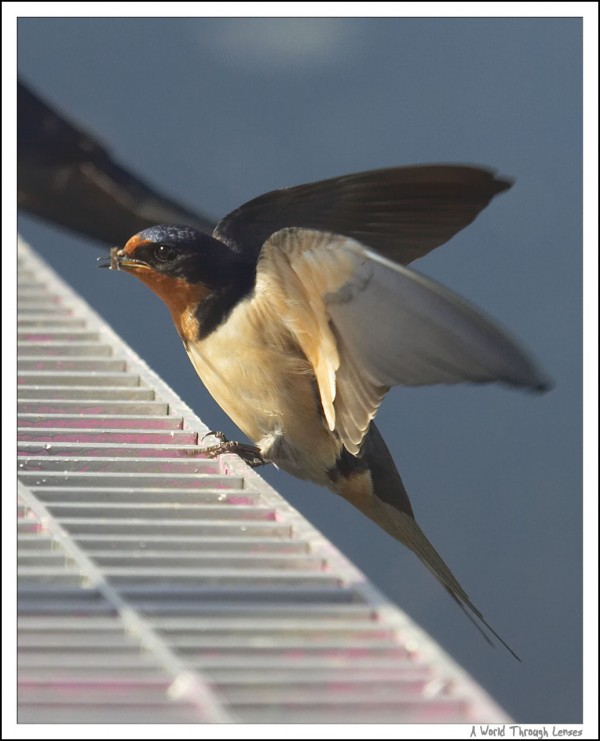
[97, 247, 124, 270]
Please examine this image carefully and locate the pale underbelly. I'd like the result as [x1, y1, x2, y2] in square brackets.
[184, 340, 341, 484]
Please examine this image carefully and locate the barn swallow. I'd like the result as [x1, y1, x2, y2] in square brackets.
[100, 165, 550, 660]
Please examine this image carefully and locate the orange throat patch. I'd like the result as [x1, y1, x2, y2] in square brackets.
[128, 269, 209, 344]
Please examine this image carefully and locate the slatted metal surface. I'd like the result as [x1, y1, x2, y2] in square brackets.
[17, 238, 510, 723]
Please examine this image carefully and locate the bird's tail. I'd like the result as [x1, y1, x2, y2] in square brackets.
[332, 423, 521, 661]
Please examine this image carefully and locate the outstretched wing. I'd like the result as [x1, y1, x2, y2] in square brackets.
[258, 228, 549, 455]
[215, 164, 512, 265]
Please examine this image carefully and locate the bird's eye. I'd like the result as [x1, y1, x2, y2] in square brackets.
[154, 244, 176, 263]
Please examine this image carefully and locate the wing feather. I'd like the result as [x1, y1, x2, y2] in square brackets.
[259, 228, 549, 454]
[329, 328, 388, 454]
[215, 164, 512, 265]
[255, 233, 341, 431]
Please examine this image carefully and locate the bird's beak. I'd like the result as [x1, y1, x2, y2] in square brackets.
[97, 247, 150, 272]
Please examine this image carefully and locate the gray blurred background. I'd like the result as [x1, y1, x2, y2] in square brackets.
[17, 17, 582, 722]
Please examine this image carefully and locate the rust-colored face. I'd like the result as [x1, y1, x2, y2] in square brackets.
[102, 224, 252, 342]
[107, 234, 210, 343]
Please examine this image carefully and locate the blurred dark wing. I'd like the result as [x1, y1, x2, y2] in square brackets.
[17, 80, 215, 245]
[214, 164, 512, 264]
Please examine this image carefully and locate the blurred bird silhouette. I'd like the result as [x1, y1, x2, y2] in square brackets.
[18, 79, 214, 245]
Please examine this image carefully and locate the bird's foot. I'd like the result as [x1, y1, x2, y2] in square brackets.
[202, 431, 228, 444]
[201, 431, 269, 469]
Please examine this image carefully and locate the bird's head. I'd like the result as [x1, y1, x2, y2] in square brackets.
[100, 224, 254, 341]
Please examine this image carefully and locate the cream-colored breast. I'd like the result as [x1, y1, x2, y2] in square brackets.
[184, 294, 341, 483]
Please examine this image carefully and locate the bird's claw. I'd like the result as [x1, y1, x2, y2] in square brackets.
[201, 430, 228, 444]
[201, 432, 269, 469]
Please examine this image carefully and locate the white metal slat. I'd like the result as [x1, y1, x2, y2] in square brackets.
[17, 238, 510, 724]
[17, 500, 212, 723]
